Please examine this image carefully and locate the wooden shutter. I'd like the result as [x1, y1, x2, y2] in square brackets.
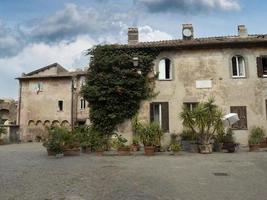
[230, 106, 247, 129]
[257, 57, 263, 78]
[161, 102, 169, 132]
[265, 100, 267, 119]
[150, 103, 154, 123]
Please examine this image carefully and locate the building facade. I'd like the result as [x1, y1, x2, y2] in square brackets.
[124, 24, 267, 145]
[17, 63, 89, 141]
[17, 24, 267, 145]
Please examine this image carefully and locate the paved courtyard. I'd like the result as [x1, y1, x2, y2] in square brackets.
[0, 143, 267, 200]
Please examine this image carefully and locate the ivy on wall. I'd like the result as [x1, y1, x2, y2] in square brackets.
[82, 45, 160, 135]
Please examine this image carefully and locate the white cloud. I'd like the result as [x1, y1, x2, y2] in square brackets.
[139, 26, 173, 42]
[0, 35, 97, 98]
[27, 3, 126, 42]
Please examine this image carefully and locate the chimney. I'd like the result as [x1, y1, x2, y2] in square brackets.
[128, 28, 139, 45]
[238, 25, 248, 37]
[182, 24, 194, 40]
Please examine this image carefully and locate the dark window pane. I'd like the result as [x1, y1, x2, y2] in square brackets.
[262, 57, 267, 75]
[232, 57, 237, 76]
[165, 59, 171, 79]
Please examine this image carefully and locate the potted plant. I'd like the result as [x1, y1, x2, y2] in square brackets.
[222, 129, 239, 153]
[180, 98, 224, 154]
[180, 129, 197, 152]
[112, 134, 131, 156]
[0, 126, 7, 145]
[170, 143, 181, 155]
[76, 126, 93, 153]
[248, 126, 265, 152]
[136, 122, 164, 156]
[131, 135, 140, 151]
[213, 130, 225, 152]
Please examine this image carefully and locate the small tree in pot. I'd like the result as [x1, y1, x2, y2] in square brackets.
[112, 134, 131, 156]
[180, 98, 224, 154]
[248, 126, 265, 152]
[135, 121, 164, 156]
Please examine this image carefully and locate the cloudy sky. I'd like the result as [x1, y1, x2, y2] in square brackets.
[0, 0, 267, 99]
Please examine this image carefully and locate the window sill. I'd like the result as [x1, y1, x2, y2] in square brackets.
[232, 76, 246, 79]
[158, 79, 173, 81]
[231, 128, 248, 130]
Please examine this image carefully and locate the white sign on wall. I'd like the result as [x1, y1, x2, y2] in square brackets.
[196, 80, 212, 89]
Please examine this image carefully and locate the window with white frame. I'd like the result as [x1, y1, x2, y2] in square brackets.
[80, 76, 86, 87]
[158, 58, 172, 80]
[231, 56, 246, 78]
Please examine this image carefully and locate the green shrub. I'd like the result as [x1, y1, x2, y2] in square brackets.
[111, 134, 128, 149]
[249, 126, 265, 145]
[135, 121, 164, 147]
[222, 129, 235, 143]
[170, 143, 181, 152]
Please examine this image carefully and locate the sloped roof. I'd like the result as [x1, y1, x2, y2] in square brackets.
[26, 63, 68, 76]
[17, 63, 87, 80]
[120, 34, 267, 50]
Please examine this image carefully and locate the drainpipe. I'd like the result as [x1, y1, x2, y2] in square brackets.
[71, 78, 74, 130]
[18, 80, 22, 126]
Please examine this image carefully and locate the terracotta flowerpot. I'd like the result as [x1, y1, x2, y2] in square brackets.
[259, 141, 267, 148]
[131, 144, 140, 152]
[199, 144, 213, 154]
[144, 146, 155, 156]
[118, 147, 131, 156]
[0, 139, 4, 145]
[47, 149, 56, 156]
[249, 144, 260, 152]
[63, 148, 80, 156]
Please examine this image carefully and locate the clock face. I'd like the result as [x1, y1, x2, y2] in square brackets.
[183, 28, 192, 37]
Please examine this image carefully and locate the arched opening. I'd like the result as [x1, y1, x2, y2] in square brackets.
[158, 58, 172, 80]
[61, 120, 70, 128]
[231, 55, 246, 77]
[51, 120, 60, 128]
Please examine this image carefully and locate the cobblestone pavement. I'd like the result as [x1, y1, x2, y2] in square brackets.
[0, 143, 267, 200]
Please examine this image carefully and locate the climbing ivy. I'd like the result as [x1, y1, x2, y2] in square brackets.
[82, 45, 160, 135]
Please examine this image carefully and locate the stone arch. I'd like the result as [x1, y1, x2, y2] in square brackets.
[28, 120, 35, 127]
[51, 120, 60, 127]
[0, 109, 10, 122]
[36, 120, 42, 126]
[43, 120, 51, 128]
[61, 120, 70, 128]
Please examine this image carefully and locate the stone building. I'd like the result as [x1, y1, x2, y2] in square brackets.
[122, 24, 267, 145]
[17, 63, 89, 141]
[17, 24, 267, 145]
[0, 98, 17, 124]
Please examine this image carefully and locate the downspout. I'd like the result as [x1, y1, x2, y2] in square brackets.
[71, 77, 74, 130]
[18, 80, 22, 126]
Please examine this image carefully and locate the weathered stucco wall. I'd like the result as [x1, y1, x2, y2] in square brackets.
[20, 78, 72, 141]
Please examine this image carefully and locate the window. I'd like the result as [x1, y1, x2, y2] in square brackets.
[184, 102, 198, 111]
[58, 101, 63, 111]
[150, 102, 169, 131]
[231, 56, 246, 77]
[80, 76, 86, 87]
[158, 58, 172, 80]
[230, 106, 247, 129]
[34, 82, 43, 92]
[257, 56, 267, 77]
[80, 99, 86, 110]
